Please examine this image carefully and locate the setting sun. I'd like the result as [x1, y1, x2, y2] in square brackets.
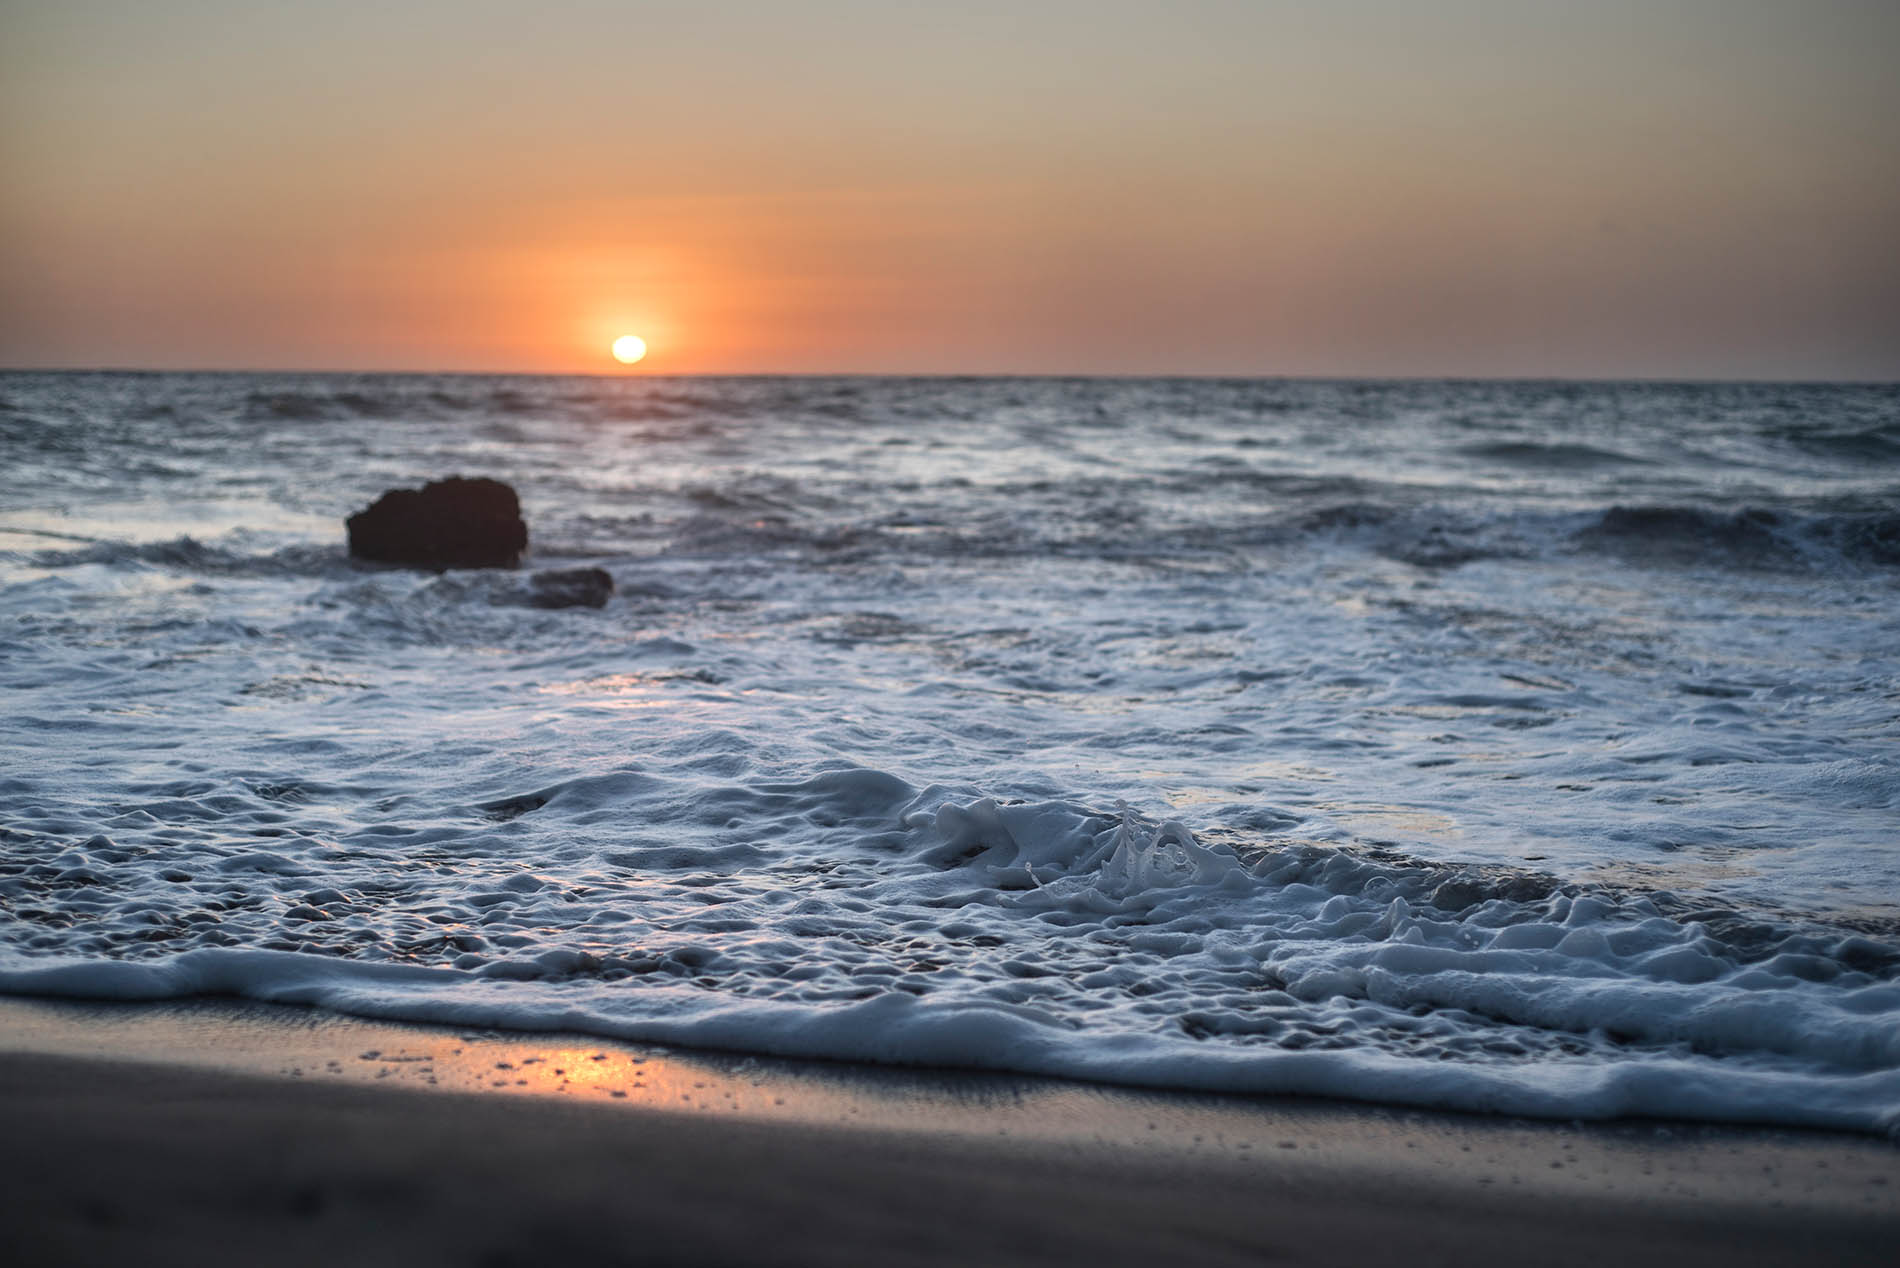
[611, 335, 648, 365]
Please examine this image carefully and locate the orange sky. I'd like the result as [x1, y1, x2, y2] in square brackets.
[2, 1, 1897, 377]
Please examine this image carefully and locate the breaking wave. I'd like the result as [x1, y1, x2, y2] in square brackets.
[2, 777, 1897, 1133]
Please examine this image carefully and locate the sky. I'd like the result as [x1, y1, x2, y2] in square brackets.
[2, 1, 1897, 378]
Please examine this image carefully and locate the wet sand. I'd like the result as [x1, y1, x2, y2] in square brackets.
[2, 998, 1896, 1267]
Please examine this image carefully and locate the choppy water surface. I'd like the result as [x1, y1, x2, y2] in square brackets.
[3, 374, 1898, 1132]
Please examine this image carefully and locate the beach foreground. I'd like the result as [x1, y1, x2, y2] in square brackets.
[3, 999, 1895, 1267]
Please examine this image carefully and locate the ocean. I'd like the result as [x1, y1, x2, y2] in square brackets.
[2, 372, 1897, 1133]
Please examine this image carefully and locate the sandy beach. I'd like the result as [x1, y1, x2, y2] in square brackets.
[3, 997, 1894, 1267]
[8, 2, 1899, 1261]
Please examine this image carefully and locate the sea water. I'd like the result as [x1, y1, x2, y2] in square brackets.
[2, 373, 1897, 1133]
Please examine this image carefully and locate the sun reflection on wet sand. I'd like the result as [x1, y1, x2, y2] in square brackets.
[6, 996, 1897, 1217]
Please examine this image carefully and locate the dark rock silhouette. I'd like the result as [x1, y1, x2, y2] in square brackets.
[528, 567, 614, 609]
[347, 477, 528, 570]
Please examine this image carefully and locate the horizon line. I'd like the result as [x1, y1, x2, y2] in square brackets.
[4, 366, 1898, 388]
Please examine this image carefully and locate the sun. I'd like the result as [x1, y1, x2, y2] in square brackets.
[611, 334, 648, 365]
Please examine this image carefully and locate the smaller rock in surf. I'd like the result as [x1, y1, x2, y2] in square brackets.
[528, 567, 614, 609]
[346, 476, 528, 570]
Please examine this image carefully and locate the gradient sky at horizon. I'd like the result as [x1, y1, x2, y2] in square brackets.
[3, 1, 1897, 378]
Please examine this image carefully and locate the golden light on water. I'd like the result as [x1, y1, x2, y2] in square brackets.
[612, 334, 648, 365]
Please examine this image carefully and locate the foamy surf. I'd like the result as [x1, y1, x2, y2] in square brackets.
[3, 775, 1897, 1134]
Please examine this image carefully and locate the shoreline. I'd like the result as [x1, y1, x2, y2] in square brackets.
[3, 997, 1896, 1266]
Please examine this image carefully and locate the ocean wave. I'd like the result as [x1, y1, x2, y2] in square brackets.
[1574, 505, 1900, 569]
[2, 773, 1897, 1134]
[1771, 423, 1900, 465]
[1457, 440, 1652, 468]
[21, 536, 351, 578]
[11, 501, 1898, 592]
[240, 390, 360, 423]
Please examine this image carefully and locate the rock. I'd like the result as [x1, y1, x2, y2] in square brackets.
[346, 477, 528, 570]
[528, 567, 614, 609]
